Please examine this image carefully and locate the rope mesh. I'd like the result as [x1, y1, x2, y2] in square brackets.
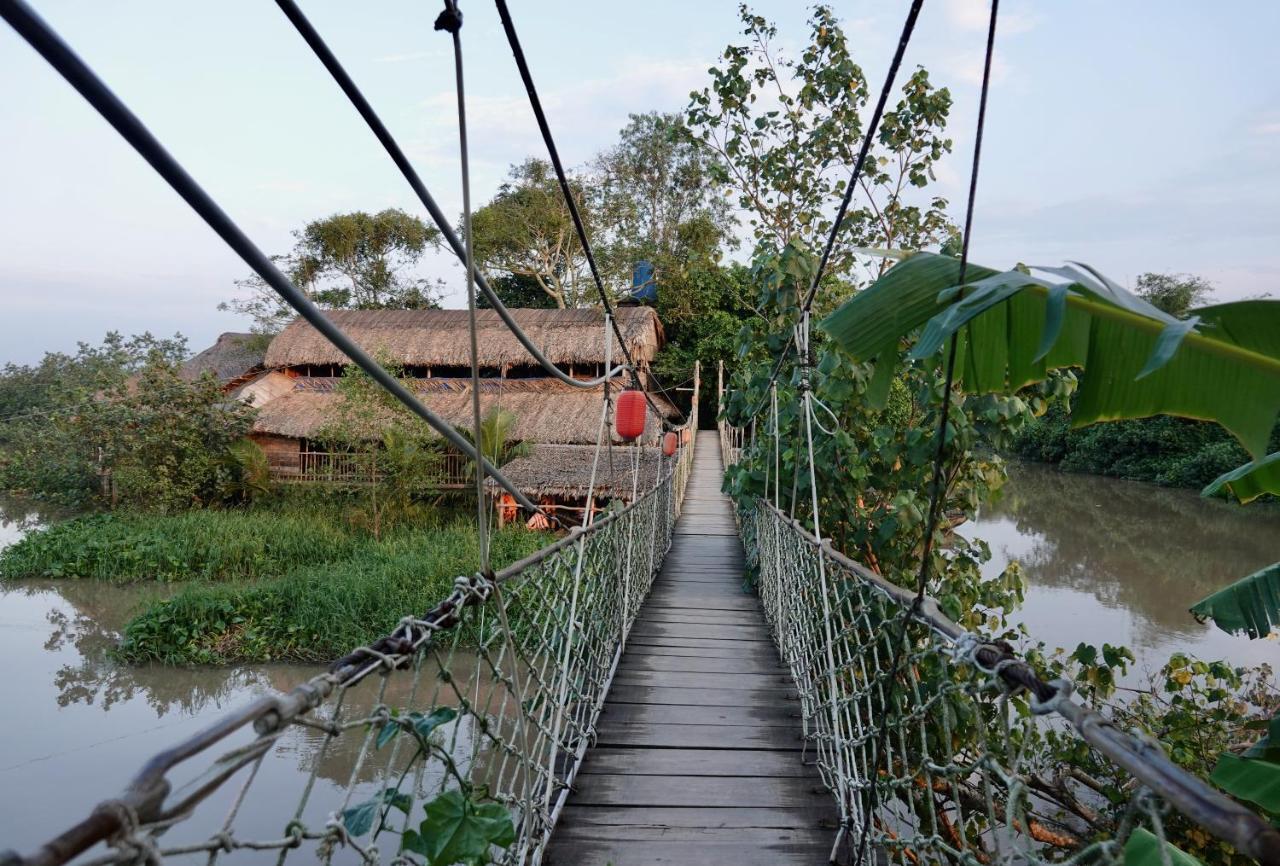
[723, 427, 1279, 865]
[9, 442, 693, 866]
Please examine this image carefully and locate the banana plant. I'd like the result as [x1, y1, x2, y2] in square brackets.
[821, 251, 1280, 640]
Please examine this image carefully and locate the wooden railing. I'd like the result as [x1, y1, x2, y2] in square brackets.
[274, 450, 470, 488]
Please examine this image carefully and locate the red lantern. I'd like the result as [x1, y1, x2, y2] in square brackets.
[662, 431, 678, 456]
[615, 389, 647, 441]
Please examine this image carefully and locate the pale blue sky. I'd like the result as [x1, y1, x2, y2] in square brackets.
[3, 0, 1278, 363]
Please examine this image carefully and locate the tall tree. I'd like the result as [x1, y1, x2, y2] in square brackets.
[470, 159, 597, 309]
[1135, 272, 1215, 317]
[594, 112, 735, 272]
[686, 5, 955, 300]
[221, 209, 443, 333]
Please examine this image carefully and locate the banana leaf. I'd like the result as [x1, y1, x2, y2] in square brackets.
[1123, 828, 1203, 866]
[1189, 562, 1280, 638]
[820, 253, 1280, 458]
[1202, 452, 1280, 504]
[1211, 752, 1280, 813]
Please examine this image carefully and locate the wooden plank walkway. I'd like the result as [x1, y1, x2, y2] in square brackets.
[548, 430, 837, 865]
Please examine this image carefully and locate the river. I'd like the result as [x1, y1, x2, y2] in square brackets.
[1, 469, 1278, 856]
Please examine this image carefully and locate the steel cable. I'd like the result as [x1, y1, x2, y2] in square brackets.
[0, 0, 548, 517]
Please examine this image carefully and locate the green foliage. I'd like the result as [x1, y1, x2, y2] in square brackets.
[686, 5, 954, 291]
[316, 358, 450, 540]
[1010, 405, 1271, 492]
[114, 524, 549, 663]
[221, 439, 270, 503]
[822, 253, 1280, 459]
[1190, 563, 1280, 639]
[456, 407, 528, 477]
[0, 509, 363, 583]
[402, 791, 515, 865]
[220, 209, 442, 333]
[0, 333, 254, 510]
[1210, 753, 1280, 814]
[471, 159, 594, 309]
[1202, 451, 1280, 504]
[1124, 829, 1204, 866]
[1136, 272, 1216, 318]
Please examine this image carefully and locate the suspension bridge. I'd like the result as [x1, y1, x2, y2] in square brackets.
[3, 0, 1280, 863]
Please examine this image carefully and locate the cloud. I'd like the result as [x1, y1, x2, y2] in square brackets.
[941, 0, 1036, 36]
[1252, 120, 1280, 136]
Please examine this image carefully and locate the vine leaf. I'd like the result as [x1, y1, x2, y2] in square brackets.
[1189, 562, 1280, 639]
[402, 790, 515, 865]
[341, 787, 412, 837]
[1210, 752, 1280, 813]
[410, 707, 458, 740]
[1123, 828, 1203, 865]
[1202, 451, 1280, 504]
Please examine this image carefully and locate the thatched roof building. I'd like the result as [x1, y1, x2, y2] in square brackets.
[488, 444, 664, 500]
[182, 332, 267, 386]
[251, 377, 679, 445]
[263, 307, 663, 370]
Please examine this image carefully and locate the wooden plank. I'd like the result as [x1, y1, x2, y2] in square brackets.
[556, 805, 836, 831]
[618, 655, 783, 676]
[547, 838, 833, 865]
[640, 611, 764, 627]
[572, 774, 828, 808]
[578, 747, 814, 778]
[612, 670, 792, 691]
[625, 636, 778, 652]
[627, 622, 776, 641]
[594, 721, 805, 750]
[623, 643, 777, 660]
[606, 684, 799, 708]
[602, 701, 797, 727]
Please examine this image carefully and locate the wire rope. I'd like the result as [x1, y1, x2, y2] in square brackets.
[0, 0, 546, 517]
[273, 0, 626, 393]
[492, 0, 688, 428]
[852, 3, 1000, 863]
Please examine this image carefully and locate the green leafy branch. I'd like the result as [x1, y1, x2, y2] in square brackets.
[338, 706, 516, 866]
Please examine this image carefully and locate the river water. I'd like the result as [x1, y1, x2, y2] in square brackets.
[1, 468, 1278, 856]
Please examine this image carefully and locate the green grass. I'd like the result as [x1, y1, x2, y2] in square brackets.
[115, 525, 551, 664]
[0, 509, 387, 583]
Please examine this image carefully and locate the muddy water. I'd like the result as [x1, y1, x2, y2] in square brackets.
[963, 461, 1280, 675]
[0, 506, 517, 860]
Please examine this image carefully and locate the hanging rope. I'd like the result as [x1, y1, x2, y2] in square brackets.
[272, 0, 626, 394]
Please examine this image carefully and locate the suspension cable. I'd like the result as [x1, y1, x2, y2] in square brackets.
[492, 0, 687, 428]
[0, 0, 547, 518]
[439, 0, 492, 566]
[272, 0, 625, 393]
[853, 3, 999, 863]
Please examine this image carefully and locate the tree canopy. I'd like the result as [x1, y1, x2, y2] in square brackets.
[221, 209, 443, 333]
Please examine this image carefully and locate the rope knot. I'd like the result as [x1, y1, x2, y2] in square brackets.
[1030, 677, 1072, 715]
[433, 2, 462, 33]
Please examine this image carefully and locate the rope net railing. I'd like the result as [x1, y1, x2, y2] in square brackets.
[4, 439, 696, 866]
[721, 421, 1280, 866]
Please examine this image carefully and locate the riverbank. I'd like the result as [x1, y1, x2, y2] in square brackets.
[1, 506, 551, 663]
[1009, 407, 1279, 495]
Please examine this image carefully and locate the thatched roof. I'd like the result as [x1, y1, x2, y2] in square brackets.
[262, 307, 664, 369]
[182, 332, 267, 385]
[487, 444, 664, 498]
[250, 377, 679, 445]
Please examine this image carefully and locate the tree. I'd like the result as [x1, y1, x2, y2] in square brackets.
[475, 273, 557, 310]
[1135, 272, 1215, 317]
[471, 159, 598, 309]
[595, 112, 735, 272]
[221, 209, 443, 333]
[315, 358, 444, 539]
[686, 4, 955, 300]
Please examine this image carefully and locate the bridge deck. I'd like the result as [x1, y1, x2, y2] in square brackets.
[547, 430, 837, 865]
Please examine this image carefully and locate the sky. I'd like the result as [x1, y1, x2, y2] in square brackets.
[2, 0, 1279, 364]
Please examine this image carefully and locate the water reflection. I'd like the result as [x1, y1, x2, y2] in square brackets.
[0, 578, 509, 860]
[965, 461, 1280, 672]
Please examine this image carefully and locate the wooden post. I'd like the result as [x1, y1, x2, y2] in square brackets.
[717, 359, 724, 417]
